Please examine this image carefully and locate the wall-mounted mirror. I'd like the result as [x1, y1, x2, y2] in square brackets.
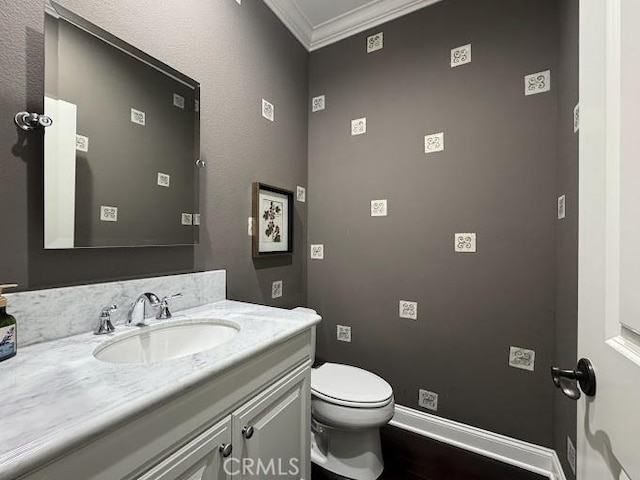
[44, 1, 201, 249]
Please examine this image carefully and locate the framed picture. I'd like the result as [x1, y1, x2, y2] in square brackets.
[252, 182, 294, 258]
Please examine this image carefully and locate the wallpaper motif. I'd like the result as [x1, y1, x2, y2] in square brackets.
[351, 117, 367, 135]
[557, 195, 566, 220]
[130, 108, 146, 126]
[567, 436, 577, 475]
[454, 233, 476, 253]
[525, 70, 551, 96]
[173, 93, 185, 109]
[296, 186, 306, 202]
[424, 132, 445, 153]
[509, 346, 536, 371]
[367, 32, 384, 53]
[181, 213, 193, 226]
[370, 199, 388, 217]
[262, 98, 275, 121]
[75, 135, 89, 152]
[399, 300, 418, 320]
[312, 95, 325, 112]
[450, 43, 471, 67]
[418, 389, 439, 411]
[100, 206, 118, 222]
[310, 244, 324, 260]
[271, 280, 283, 299]
[337, 325, 352, 342]
[157, 173, 171, 188]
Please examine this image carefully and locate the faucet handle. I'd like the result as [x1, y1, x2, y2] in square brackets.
[95, 305, 117, 335]
[162, 293, 182, 302]
[101, 305, 118, 317]
[157, 293, 182, 320]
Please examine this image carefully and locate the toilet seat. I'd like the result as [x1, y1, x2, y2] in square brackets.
[312, 389, 393, 408]
[311, 363, 393, 408]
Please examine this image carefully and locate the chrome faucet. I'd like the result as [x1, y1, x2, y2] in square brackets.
[126, 292, 161, 326]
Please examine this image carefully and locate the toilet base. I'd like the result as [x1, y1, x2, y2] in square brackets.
[311, 424, 384, 480]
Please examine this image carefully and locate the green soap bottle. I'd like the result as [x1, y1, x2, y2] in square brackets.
[0, 284, 18, 362]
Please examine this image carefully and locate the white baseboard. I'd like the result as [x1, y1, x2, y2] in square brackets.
[389, 405, 567, 480]
[549, 453, 568, 480]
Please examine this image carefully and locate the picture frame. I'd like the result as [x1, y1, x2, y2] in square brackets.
[252, 182, 294, 258]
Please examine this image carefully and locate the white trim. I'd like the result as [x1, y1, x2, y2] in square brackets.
[550, 453, 569, 480]
[44, 0, 59, 19]
[263, 0, 443, 52]
[389, 405, 567, 480]
[310, 0, 442, 51]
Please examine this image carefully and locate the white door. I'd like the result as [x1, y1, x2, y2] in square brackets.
[579, 0, 640, 479]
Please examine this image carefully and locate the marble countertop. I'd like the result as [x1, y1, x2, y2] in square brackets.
[0, 300, 321, 480]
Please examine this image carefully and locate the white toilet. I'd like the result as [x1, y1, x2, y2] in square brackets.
[310, 363, 395, 480]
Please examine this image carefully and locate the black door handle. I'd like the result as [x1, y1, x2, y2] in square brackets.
[551, 358, 597, 400]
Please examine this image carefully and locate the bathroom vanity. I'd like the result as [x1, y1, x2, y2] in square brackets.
[0, 283, 320, 480]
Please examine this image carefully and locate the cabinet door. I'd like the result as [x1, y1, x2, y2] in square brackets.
[231, 364, 311, 480]
[137, 416, 232, 480]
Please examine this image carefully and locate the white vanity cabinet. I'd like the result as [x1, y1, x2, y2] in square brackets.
[18, 331, 312, 480]
[138, 364, 310, 480]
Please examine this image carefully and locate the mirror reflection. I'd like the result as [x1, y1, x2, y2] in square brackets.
[44, 1, 200, 248]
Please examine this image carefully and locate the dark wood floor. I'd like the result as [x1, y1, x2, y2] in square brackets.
[312, 426, 546, 480]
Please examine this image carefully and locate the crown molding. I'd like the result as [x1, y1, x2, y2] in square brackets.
[264, 0, 443, 52]
[310, 0, 442, 51]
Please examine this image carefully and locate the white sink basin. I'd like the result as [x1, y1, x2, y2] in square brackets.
[94, 319, 240, 364]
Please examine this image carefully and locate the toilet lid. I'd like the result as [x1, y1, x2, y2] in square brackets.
[311, 363, 393, 406]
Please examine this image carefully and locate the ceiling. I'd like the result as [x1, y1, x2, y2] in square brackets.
[294, 0, 374, 26]
[264, 0, 443, 51]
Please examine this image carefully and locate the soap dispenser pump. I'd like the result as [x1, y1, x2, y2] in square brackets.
[0, 284, 18, 362]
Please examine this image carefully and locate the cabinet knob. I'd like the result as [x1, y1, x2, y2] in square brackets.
[219, 443, 233, 457]
[242, 425, 254, 439]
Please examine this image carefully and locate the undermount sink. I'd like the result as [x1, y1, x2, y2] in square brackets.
[93, 319, 240, 364]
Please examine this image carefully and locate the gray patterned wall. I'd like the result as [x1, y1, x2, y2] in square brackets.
[307, 0, 562, 447]
[554, 1, 579, 478]
[0, 0, 308, 308]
